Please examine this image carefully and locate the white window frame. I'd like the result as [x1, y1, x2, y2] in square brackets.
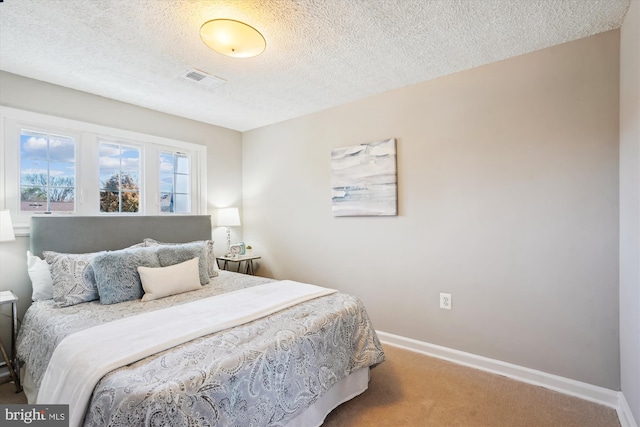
[1, 107, 207, 235]
[158, 149, 192, 214]
[15, 124, 81, 215]
[96, 136, 145, 215]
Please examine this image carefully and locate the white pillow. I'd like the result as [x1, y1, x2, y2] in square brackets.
[138, 257, 202, 302]
[26, 251, 54, 301]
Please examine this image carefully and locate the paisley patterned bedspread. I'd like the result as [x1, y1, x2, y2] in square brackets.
[17, 271, 385, 426]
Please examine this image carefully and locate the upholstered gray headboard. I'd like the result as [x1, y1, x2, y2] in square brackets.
[30, 215, 212, 257]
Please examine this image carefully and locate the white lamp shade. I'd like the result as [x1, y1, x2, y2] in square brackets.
[0, 210, 16, 242]
[217, 207, 241, 227]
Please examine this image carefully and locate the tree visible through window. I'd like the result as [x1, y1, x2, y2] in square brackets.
[19, 130, 76, 212]
[99, 141, 140, 213]
[5, 107, 206, 219]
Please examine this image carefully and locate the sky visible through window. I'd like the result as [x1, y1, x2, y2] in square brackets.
[6, 108, 205, 218]
[160, 151, 190, 213]
[20, 130, 75, 212]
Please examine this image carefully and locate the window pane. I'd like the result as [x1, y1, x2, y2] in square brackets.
[121, 170, 140, 188]
[160, 193, 172, 213]
[99, 145, 120, 170]
[102, 173, 121, 191]
[49, 188, 74, 211]
[100, 191, 120, 213]
[19, 130, 76, 212]
[176, 155, 189, 174]
[20, 157, 47, 185]
[100, 189, 139, 213]
[100, 170, 120, 190]
[98, 140, 140, 213]
[49, 161, 75, 185]
[120, 172, 138, 190]
[160, 153, 174, 172]
[160, 173, 173, 193]
[175, 174, 189, 193]
[20, 132, 48, 159]
[174, 194, 190, 213]
[20, 187, 47, 212]
[121, 191, 139, 213]
[160, 151, 190, 214]
[99, 143, 120, 157]
[48, 136, 75, 162]
[121, 148, 140, 169]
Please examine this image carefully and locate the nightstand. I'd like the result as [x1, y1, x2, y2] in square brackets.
[0, 290, 21, 392]
[217, 255, 261, 275]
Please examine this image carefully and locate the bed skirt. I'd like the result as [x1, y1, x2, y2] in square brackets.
[22, 366, 370, 426]
[287, 367, 369, 427]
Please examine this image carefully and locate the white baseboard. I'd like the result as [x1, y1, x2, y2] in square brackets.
[377, 330, 638, 427]
[618, 393, 639, 427]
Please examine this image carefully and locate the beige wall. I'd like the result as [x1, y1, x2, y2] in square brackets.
[0, 71, 244, 348]
[243, 31, 621, 389]
[620, 0, 640, 422]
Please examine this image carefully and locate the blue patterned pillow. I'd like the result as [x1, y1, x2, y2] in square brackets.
[155, 242, 210, 285]
[44, 251, 101, 308]
[144, 238, 219, 277]
[92, 247, 161, 305]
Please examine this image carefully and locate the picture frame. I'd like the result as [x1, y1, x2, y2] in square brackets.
[331, 138, 397, 216]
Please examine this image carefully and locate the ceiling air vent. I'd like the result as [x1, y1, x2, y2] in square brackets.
[179, 69, 226, 89]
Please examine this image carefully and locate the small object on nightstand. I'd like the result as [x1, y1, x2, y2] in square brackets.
[0, 290, 21, 393]
[229, 242, 245, 257]
[217, 255, 261, 275]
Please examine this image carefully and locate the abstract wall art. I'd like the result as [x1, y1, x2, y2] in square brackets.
[331, 138, 397, 217]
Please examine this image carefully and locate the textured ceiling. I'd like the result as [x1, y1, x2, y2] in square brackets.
[0, 0, 630, 132]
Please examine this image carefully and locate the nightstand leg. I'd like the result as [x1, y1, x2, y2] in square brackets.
[12, 301, 21, 392]
[247, 260, 253, 275]
[0, 336, 18, 392]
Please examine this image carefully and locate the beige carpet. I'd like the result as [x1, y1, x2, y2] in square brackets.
[0, 380, 26, 404]
[324, 345, 620, 427]
[0, 345, 621, 426]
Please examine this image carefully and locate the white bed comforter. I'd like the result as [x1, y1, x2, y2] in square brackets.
[37, 281, 336, 427]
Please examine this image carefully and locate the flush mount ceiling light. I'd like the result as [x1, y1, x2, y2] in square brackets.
[200, 19, 266, 58]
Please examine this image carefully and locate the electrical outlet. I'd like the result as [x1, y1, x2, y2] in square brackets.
[440, 293, 452, 310]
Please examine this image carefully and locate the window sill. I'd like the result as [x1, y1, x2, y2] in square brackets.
[13, 223, 30, 237]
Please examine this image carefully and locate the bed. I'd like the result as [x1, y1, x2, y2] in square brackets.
[17, 215, 385, 427]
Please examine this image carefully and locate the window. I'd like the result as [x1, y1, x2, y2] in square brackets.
[160, 151, 190, 213]
[20, 130, 76, 213]
[1, 107, 207, 231]
[99, 140, 141, 213]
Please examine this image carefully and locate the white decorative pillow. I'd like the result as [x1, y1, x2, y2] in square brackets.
[26, 251, 54, 301]
[139, 257, 202, 302]
[155, 242, 210, 285]
[144, 238, 219, 276]
[44, 251, 101, 308]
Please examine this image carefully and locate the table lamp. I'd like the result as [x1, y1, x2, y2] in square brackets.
[216, 207, 240, 255]
[0, 210, 16, 242]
